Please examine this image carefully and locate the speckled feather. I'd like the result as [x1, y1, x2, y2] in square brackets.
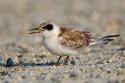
[58, 27, 94, 49]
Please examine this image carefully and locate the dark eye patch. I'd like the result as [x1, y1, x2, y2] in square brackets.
[42, 24, 53, 31]
[42, 25, 47, 29]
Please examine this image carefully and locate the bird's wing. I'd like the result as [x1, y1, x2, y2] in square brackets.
[58, 27, 93, 49]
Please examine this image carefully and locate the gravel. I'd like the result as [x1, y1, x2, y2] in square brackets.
[0, 0, 125, 83]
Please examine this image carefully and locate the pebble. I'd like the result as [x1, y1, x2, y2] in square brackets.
[121, 64, 125, 69]
[107, 70, 111, 74]
[19, 61, 25, 65]
[6, 58, 14, 67]
[70, 70, 81, 78]
[13, 57, 19, 64]
[108, 58, 115, 63]
[70, 61, 75, 65]
[1, 71, 9, 76]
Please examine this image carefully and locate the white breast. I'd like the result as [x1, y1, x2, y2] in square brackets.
[43, 37, 78, 56]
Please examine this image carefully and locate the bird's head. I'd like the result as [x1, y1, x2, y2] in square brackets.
[29, 21, 59, 38]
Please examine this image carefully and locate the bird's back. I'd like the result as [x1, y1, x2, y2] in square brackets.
[58, 27, 94, 49]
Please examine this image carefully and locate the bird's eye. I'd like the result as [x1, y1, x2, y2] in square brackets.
[42, 24, 53, 31]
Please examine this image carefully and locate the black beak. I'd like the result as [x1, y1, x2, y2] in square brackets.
[29, 28, 43, 34]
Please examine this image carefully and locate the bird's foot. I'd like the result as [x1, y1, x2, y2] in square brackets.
[50, 61, 60, 66]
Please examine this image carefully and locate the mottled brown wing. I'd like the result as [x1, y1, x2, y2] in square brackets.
[58, 27, 93, 49]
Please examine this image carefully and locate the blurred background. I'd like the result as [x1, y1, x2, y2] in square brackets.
[0, 0, 125, 45]
[0, 1, 125, 82]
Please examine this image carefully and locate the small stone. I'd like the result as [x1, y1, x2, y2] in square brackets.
[1, 71, 9, 76]
[6, 58, 14, 67]
[70, 60, 75, 65]
[19, 61, 25, 65]
[107, 70, 111, 74]
[45, 62, 49, 65]
[70, 72, 77, 78]
[70, 70, 81, 78]
[108, 58, 115, 63]
[31, 63, 36, 66]
[18, 55, 23, 58]
[105, 68, 111, 74]
[121, 64, 125, 68]
[96, 60, 103, 64]
[13, 57, 19, 64]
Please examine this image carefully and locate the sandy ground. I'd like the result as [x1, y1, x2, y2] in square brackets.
[0, 0, 125, 83]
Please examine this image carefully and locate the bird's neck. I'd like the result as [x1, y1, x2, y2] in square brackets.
[43, 33, 58, 39]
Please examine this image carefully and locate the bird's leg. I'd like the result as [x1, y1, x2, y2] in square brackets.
[64, 56, 69, 65]
[52, 56, 62, 66]
[57, 56, 62, 63]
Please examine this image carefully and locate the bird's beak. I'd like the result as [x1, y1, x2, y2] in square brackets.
[29, 27, 44, 34]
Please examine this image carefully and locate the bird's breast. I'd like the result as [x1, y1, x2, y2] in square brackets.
[43, 38, 78, 56]
[43, 38, 61, 54]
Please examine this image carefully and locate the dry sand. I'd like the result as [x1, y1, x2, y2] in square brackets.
[0, 0, 125, 83]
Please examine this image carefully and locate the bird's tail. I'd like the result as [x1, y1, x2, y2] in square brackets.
[89, 35, 120, 46]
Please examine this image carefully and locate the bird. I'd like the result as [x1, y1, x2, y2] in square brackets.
[29, 21, 120, 65]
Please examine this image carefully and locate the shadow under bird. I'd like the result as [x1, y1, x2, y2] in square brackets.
[29, 21, 120, 66]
